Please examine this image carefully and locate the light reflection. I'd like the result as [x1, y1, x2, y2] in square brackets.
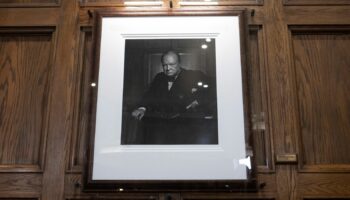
[206, 38, 212, 42]
[91, 82, 96, 87]
[239, 156, 251, 169]
[201, 44, 208, 49]
[197, 82, 203, 86]
[203, 84, 208, 88]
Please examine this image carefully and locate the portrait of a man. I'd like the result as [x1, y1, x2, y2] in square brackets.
[121, 39, 218, 145]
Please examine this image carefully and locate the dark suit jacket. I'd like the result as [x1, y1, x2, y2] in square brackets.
[136, 68, 218, 144]
[140, 68, 217, 119]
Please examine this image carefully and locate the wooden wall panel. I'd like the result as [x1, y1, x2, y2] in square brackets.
[0, 0, 59, 7]
[290, 28, 350, 171]
[66, 196, 158, 199]
[182, 197, 274, 200]
[178, 0, 264, 6]
[283, 0, 350, 5]
[67, 28, 93, 173]
[80, 0, 164, 7]
[297, 174, 350, 197]
[248, 26, 273, 172]
[0, 174, 41, 197]
[0, 0, 349, 199]
[303, 198, 350, 200]
[79, 0, 264, 7]
[0, 199, 37, 200]
[0, 31, 54, 172]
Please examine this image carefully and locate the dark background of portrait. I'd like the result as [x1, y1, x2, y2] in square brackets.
[121, 39, 217, 144]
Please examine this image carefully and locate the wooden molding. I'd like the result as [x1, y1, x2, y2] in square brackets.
[66, 27, 93, 173]
[284, 0, 350, 6]
[80, 0, 263, 7]
[0, 0, 60, 8]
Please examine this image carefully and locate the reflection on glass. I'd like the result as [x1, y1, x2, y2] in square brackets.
[239, 156, 251, 169]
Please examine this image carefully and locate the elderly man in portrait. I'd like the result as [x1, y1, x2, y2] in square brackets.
[131, 50, 218, 145]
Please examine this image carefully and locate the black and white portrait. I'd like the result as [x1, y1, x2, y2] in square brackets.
[121, 39, 218, 145]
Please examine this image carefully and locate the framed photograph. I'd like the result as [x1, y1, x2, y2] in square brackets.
[85, 9, 256, 192]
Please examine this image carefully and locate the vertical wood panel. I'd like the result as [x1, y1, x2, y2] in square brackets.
[0, 0, 59, 7]
[291, 30, 350, 168]
[264, 0, 299, 199]
[0, 33, 53, 172]
[67, 28, 93, 172]
[41, 0, 79, 199]
[248, 26, 273, 172]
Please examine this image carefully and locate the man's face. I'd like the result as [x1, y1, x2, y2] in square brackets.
[162, 53, 181, 77]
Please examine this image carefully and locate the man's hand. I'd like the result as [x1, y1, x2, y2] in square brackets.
[131, 107, 146, 120]
[186, 100, 199, 110]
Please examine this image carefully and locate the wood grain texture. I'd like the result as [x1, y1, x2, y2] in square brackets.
[0, 33, 53, 171]
[41, 0, 79, 199]
[66, 28, 92, 173]
[0, 174, 41, 196]
[0, 0, 59, 7]
[182, 196, 274, 200]
[79, 1, 264, 8]
[0, 198, 37, 200]
[263, 0, 300, 199]
[284, 7, 350, 25]
[179, 0, 264, 6]
[264, 0, 299, 154]
[0, 9, 59, 26]
[283, 0, 350, 5]
[297, 174, 350, 196]
[80, 0, 164, 7]
[291, 31, 350, 167]
[248, 26, 273, 172]
[0, 0, 55, 2]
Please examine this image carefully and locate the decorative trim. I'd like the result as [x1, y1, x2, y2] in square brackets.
[80, 0, 263, 7]
[248, 25, 275, 173]
[66, 26, 93, 173]
[0, 0, 60, 8]
[284, 0, 350, 6]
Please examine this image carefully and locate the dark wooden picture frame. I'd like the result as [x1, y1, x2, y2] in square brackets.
[84, 9, 257, 192]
